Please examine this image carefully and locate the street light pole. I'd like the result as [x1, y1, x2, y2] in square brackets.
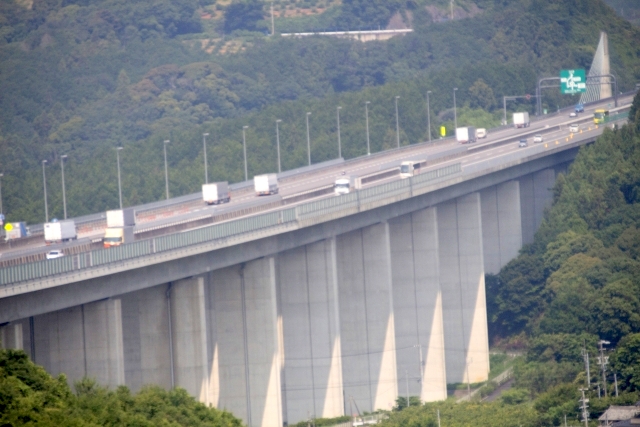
[203, 133, 209, 184]
[276, 120, 282, 173]
[395, 96, 400, 148]
[337, 106, 342, 158]
[42, 160, 48, 222]
[242, 126, 248, 181]
[60, 155, 68, 219]
[116, 147, 123, 209]
[365, 101, 371, 155]
[306, 112, 312, 165]
[426, 91, 432, 142]
[453, 88, 458, 130]
[163, 140, 170, 200]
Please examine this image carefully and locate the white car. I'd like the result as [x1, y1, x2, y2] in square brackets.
[518, 139, 528, 148]
[46, 249, 64, 259]
[569, 111, 577, 118]
[569, 124, 579, 133]
[533, 134, 543, 143]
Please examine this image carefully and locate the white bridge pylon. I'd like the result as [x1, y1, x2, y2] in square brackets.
[580, 31, 611, 104]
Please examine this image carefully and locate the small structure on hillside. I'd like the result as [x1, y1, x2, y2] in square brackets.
[599, 403, 640, 426]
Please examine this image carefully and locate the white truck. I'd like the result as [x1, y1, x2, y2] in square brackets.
[513, 112, 530, 128]
[334, 176, 361, 195]
[106, 208, 135, 228]
[456, 126, 477, 144]
[476, 128, 487, 138]
[103, 226, 135, 248]
[254, 174, 278, 196]
[44, 220, 76, 244]
[4, 222, 28, 241]
[202, 182, 230, 205]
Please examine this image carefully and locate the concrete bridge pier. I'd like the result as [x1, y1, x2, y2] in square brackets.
[0, 319, 29, 353]
[437, 193, 490, 385]
[277, 238, 343, 423]
[26, 298, 125, 389]
[337, 222, 398, 414]
[208, 258, 283, 427]
[389, 207, 447, 403]
[481, 181, 523, 275]
[520, 169, 555, 245]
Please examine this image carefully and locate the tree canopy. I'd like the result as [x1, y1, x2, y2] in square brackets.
[0, 349, 244, 427]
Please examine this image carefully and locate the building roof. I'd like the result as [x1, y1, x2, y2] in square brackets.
[600, 406, 640, 422]
[612, 418, 640, 427]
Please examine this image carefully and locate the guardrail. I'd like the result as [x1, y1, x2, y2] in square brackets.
[0, 163, 462, 287]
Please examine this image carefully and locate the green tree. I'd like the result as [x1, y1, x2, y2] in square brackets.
[468, 79, 496, 110]
[224, 0, 264, 33]
[610, 333, 640, 392]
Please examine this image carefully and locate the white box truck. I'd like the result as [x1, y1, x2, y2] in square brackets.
[513, 112, 530, 128]
[334, 176, 361, 195]
[44, 220, 76, 244]
[202, 182, 230, 205]
[103, 226, 135, 248]
[254, 174, 278, 196]
[106, 208, 135, 228]
[456, 126, 477, 144]
[4, 222, 28, 241]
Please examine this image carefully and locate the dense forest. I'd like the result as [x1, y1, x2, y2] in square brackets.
[0, 349, 243, 426]
[0, 0, 639, 223]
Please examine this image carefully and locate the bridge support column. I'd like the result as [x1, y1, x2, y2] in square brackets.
[389, 207, 447, 403]
[121, 285, 172, 392]
[277, 238, 343, 423]
[33, 307, 85, 384]
[520, 169, 555, 244]
[0, 319, 28, 352]
[32, 299, 125, 388]
[83, 299, 125, 388]
[437, 193, 489, 384]
[481, 181, 522, 275]
[337, 222, 397, 413]
[209, 258, 283, 427]
[171, 276, 210, 405]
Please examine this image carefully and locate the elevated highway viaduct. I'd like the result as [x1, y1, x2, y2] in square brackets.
[0, 97, 632, 427]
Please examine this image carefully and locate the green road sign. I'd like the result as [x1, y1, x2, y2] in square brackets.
[560, 69, 587, 94]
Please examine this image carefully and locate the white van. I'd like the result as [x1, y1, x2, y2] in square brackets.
[476, 128, 487, 139]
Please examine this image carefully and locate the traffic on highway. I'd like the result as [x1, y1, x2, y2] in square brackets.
[0, 94, 632, 268]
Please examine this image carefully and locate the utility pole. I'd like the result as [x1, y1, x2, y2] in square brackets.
[405, 369, 409, 408]
[414, 344, 424, 384]
[465, 358, 472, 400]
[270, 3, 275, 36]
[614, 373, 619, 397]
[579, 388, 590, 427]
[582, 341, 591, 387]
[437, 409, 441, 427]
[598, 340, 610, 397]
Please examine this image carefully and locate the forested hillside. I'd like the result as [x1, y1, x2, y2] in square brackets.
[0, 349, 243, 426]
[1, 0, 639, 223]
